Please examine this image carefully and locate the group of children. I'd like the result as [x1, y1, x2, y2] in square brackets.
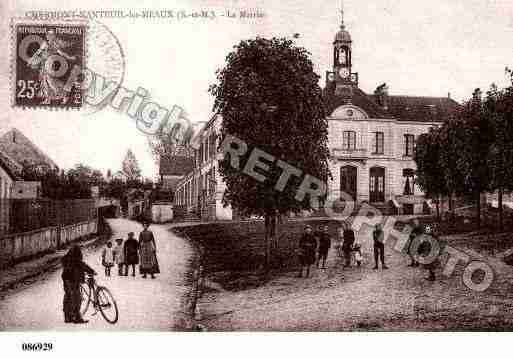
[298, 223, 367, 278]
[101, 232, 140, 277]
[298, 224, 364, 278]
[100, 222, 160, 279]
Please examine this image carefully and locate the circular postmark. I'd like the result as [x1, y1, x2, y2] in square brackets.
[81, 19, 126, 115]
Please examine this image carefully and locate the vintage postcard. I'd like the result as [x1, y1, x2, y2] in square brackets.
[1, 0, 513, 356]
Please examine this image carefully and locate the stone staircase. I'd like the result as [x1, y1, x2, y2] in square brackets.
[183, 212, 201, 222]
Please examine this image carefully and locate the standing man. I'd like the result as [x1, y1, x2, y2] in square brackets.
[317, 225, 331, 269]
[342, 223, 355, 267]
[373, 223, 388, 270]
[298, 225, 317, 278]
[61, 245, 95, 324]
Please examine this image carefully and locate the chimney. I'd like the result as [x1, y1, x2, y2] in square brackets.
[374, 83, 389, 110]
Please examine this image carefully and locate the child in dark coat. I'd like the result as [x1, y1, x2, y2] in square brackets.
[123, 232, 139, 277]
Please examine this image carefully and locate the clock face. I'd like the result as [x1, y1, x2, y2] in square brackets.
[327, 72, 335, 82]
[350, 73, 357, 83]
[339, 67, 350, 79]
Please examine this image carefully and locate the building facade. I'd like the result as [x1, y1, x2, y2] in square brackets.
[175, 6, 462, 219]
[174, 115, 233, 221]
[323, 7, 461, 214]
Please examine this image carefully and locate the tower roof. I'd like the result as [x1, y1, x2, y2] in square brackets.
[334, 3, 351, 43]
[334, 27, 351, 43]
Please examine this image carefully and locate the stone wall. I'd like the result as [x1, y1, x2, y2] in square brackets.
[0, 220, 97, 268]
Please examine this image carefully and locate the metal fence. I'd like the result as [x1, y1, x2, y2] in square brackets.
[0, 198, 97, 235]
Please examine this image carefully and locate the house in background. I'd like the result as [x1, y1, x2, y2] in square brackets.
[159, 146, 194, 192]
[112, 170, 129, 182]
[0, 150, 20, 235]
[0, 128, 58, 170]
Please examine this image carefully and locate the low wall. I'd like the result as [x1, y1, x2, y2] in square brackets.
[152, 203, 173, 223]
[0, 220, 97, 268]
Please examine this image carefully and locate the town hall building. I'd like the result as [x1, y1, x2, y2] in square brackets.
[174, 6, 462, 219]
[323, 8, 461, 214]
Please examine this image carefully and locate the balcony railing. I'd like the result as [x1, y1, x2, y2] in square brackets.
[332, 148, 368, 159]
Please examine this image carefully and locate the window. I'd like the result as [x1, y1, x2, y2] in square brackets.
[404, 134, 415, 156]
[342, 131, 356, 150]
[373, 132, 384, 154]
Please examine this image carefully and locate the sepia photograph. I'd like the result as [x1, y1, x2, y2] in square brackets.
[1, 0, 513, 356]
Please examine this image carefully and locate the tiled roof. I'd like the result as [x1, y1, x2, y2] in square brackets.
[159, 155, 194, 176]
[371, 95, 462, 122]
[0, 128, 58, 168]
[325, 86, 461, 122]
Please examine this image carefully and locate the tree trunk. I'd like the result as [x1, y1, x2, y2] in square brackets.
[264, 214, 270, 273]
[449, 193, 454, 221]
[476, 190, 481, 229]
[436, 195, 441, 222]
[499, 187, 504, 232]
[263, 213, 278, 274]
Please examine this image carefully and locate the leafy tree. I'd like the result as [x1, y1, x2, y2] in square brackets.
[21, 163, 106, 199]
[486, 71, 513, 230]
[415, 128, 448, 220]
[209, 37, 329, 271]
[455, 89, 494, 228]
[438, 117, 467, 218]
[121, 149, 141, 182]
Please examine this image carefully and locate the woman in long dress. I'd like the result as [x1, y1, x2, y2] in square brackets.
[138, 222, 160, 279]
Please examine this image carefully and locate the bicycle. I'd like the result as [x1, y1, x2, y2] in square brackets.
[80, 274, 119, 324]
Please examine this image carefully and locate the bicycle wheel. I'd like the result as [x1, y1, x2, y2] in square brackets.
[80, 283, 91, 316]
[96, 286, 118, 324]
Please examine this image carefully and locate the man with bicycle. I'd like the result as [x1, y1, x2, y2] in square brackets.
[61, 245, 96, 324]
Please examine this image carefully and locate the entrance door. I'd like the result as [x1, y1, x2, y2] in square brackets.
[340, 166, 357, 201]
[369, 167, 385, 203]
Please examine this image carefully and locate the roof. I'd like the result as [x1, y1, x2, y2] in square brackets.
[159, 155, 194, 176]
[0, 150, 21, 180]
[375, 95, 462, 122]
[334, 27, 351, 43]
[0, 128, 58, 168]
[325, 86, 461, 122]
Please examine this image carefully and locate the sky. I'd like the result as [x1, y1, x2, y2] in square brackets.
[1, 0, 513, 178]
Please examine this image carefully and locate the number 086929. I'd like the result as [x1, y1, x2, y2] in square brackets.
[21, 342, 53, 351]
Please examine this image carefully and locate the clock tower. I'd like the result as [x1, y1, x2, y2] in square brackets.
[326, 3, 358, 99]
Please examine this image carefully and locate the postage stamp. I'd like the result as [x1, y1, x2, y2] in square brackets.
[11, 20, 87, 109]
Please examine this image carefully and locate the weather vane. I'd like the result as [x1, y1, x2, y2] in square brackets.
[340, 0, 345, 29]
